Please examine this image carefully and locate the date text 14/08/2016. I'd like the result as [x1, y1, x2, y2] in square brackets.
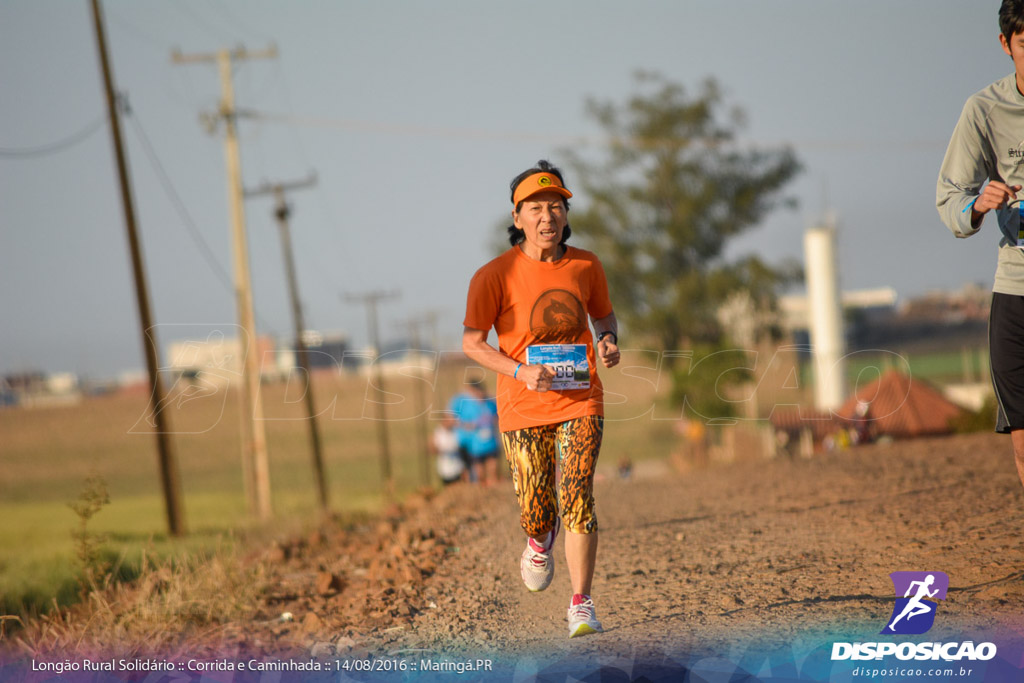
[340, 659, 494, 674]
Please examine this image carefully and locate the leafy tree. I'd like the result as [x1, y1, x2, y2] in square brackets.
[566, 72, 801, 353]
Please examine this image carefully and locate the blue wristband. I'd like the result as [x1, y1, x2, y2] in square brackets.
[514, 362, 523, 379]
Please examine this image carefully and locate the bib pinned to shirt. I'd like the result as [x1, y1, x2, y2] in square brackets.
[526, 344, 591, 390]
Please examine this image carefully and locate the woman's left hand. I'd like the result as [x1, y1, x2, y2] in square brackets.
[597, 338, 620, 368]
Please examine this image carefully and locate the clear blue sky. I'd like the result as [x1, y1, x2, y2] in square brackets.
[0, 1, 1010, 377]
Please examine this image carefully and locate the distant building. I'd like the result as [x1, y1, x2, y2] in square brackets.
[303, 331, 351, 370]
[899, 283, 990, 323]
[4, 371, 47, 396]
[166, 334, 277, 386]
[114, 369, 151, 397]
[0, 377, 19, 407]
[2, 370, 81, 408]
[851, 285, 989, 354]
[776, 284, 989, 355]
[835, 369, 965, 438]
[45, 372, 77, 395]
[778, 287, 899, 335]
[274, 331, 354, 373]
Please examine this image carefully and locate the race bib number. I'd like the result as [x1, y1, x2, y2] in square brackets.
[526, 344, 590, 390]
[1018, 202, 1024, 247]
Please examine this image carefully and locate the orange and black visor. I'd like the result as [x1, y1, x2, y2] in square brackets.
[513, 172, 573, 206]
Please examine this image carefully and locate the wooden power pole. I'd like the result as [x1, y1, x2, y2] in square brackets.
[345, 290, 399, 499]
[172, 44, 276, 520]
[246, 174, 329, 511]
[90, 0, 186, 536]
[396, 316, 433, 487]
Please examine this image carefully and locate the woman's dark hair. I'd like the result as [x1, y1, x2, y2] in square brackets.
[1001, 0, 1024, 44]
[506, 159, 572, 247]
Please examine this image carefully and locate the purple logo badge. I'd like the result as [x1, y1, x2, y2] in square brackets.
[881, 571, 949, 635]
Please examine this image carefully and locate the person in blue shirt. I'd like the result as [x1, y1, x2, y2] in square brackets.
[448, 380, 500, 486]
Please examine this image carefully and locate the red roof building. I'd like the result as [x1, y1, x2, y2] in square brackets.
[835, 369, 965, 438]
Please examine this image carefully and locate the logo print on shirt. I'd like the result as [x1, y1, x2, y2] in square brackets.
[1008, 139, 1024, 165]
[529, 289, 585, 343]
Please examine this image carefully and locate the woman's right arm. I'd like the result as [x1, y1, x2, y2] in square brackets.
[462, 326, 553, 392]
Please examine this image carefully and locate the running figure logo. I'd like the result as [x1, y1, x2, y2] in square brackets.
[881, 571, 949, 635]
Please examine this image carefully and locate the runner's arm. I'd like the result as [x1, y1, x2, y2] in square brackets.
[462, 326, 554, 392]
[936, 99, 1002, 235]
[592, 312, 621, 369]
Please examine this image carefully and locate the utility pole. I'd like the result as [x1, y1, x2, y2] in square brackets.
[246, 174, 328, 511]
[396, 315, 435, 487]
[172, 44, 277, 520]
[90, 0, 186, 536]
[345, 290, 399, 499]
[418, 309, 441, 353]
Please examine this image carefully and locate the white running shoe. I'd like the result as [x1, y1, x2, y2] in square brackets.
[567, 597, 603, 638]
[519, 518, 559, 592]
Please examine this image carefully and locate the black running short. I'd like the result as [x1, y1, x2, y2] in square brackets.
[989, 292, 1024, 433]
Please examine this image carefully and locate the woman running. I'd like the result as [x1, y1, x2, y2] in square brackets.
[462, 159, 620, 638]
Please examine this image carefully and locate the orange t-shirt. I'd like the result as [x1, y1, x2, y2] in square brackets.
[463, 246, 614, 432]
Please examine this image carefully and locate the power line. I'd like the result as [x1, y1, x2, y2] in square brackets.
[126, 110, 233, 289]
[209, 0, 274, 44]
[245, 110, 587, 145]
[269, 62, 314, 166]
[170, 1, 229, 44]
[101, 6, 210, 113]
[104, 6, 171, 51]
[0, 114, 107, 158]
[266, 61, 365, 292]
[125, 105, 279, 337]
[244, 110, 949, 151]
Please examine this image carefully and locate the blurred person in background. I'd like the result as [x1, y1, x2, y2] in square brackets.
[431, 414, 465, 486]
[448, 380, 500, 486]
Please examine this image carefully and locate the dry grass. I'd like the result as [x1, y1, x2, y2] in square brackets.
[8, 544, 267, 658]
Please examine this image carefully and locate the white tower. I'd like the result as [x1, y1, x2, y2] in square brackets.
[804, 214, 846, 411]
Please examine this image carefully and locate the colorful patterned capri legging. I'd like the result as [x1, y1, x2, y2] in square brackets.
[500, 415, 603, 536]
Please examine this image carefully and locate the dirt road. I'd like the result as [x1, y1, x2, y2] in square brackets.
[9, 431, 1024, 680]
[234, 433, 1024, 665]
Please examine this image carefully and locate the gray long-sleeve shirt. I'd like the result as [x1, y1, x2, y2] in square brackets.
[937, 73, 1024, 295]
